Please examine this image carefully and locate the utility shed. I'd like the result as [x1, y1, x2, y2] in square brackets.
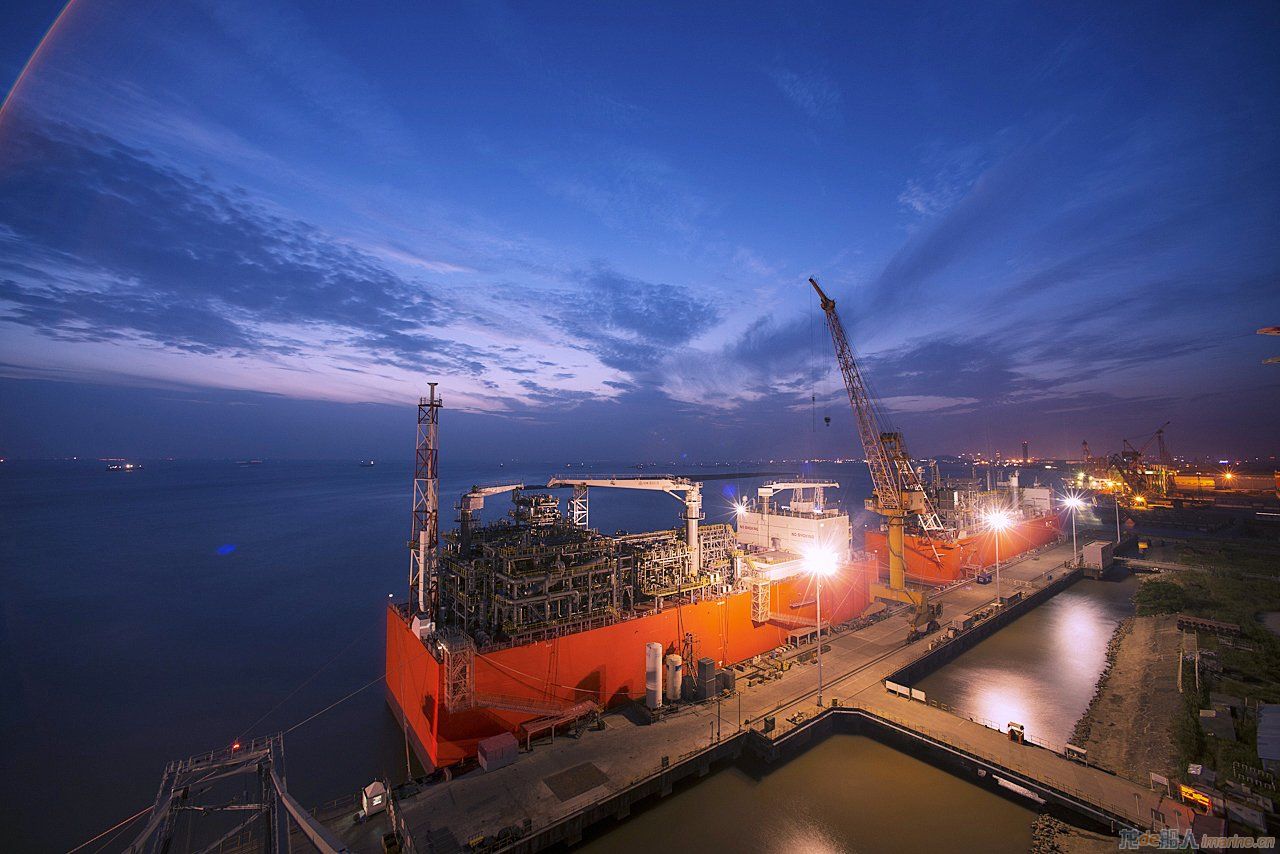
[1082, 540, 1114, 571]
[1258, 704, 1280, 774]
[478, 732, 519, 772]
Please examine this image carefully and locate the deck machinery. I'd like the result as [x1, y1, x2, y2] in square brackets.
[436, 478, 735, 649]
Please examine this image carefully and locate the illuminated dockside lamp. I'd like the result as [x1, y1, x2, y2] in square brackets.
[804, 545, 838, 708]
[983, 510, 1013, 603]
[1061, 493, 1084, 566]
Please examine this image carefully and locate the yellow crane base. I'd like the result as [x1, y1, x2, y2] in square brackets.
[870, 582, 925, 609]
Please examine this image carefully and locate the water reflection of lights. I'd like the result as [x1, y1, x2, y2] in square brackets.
[773, 817, 844, 854]
[919, 581, 1139, 747]
[1057, 602, 1103, 656]
[971, 684, 1032, 732]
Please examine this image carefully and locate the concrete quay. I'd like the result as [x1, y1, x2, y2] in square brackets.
[386, 541, 1181, 852]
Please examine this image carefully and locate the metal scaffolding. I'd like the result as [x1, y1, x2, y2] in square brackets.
[439, 631, 476, 713]
[568, 485, 589, 529]
[126, 734, 348, 854]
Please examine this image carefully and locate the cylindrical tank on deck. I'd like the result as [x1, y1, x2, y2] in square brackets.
[645, 642, 663, 710]
[664, 654, 683, 702]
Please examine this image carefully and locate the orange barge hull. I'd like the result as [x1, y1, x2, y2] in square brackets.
[386, 564, 871, 769]
[863, 517, 1061, 585]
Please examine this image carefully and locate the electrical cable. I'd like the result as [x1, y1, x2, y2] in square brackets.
[69, 647, 406, 854]
[476, 648, 608, 695]
[234, 631, 364, 743]
[66, 804, 152, 853]
[283, 671, 388, 736]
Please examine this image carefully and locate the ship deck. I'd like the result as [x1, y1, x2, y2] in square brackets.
[389, 540, 1091, 851]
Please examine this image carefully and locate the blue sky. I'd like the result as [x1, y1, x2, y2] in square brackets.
[0, 1, 1277, 461]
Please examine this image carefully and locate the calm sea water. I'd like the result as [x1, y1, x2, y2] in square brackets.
[0, 457, 863, 852]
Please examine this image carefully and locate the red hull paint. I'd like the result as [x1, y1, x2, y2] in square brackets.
[386, 563, 871, 768]
[863, 517, 1061, 585]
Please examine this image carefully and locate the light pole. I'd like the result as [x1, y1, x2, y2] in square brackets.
[1115, 498, 1121, 543]
[806, 547, 838, 708]
[984, 511, 1012, 604]
[816, 570, 823, 705]
[1063, 494, 1083, 566]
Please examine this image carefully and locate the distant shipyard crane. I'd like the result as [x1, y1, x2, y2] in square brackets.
[809, 276, 942, 639]
[1107, 420, 1173, 502]
[547, 475, 703, 577]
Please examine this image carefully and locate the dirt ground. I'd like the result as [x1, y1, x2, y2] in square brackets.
[1074, 614, 1183, 785]
[1029, 814, 1116, 854]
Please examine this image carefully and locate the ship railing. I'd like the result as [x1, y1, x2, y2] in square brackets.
[547, 472, 682, 484]
[761, 506, 846, 521]
[473, 692, 568, 717]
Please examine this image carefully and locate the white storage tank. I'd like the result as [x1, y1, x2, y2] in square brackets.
[664, 654, 683, 702]
[645, 642, 663, 710]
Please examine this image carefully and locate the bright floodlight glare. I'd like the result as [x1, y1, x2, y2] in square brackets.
[1062, 494, 1084, 510]
[984, 510, 1013, 531]
[805, 547, 838, 577]
[734, 500, 748, 516]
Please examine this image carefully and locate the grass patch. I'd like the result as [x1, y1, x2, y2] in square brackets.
[1177, 540, 1280, 577]
[1135, 579, 1191, 615]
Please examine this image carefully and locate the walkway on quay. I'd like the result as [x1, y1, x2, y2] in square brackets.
[390, 541, 1173, 852]
[852, 693, 1195, 834]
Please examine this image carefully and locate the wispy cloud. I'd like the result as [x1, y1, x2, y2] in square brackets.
[770, 68, 842, 121]
[535, 146, 712, 241]
[0, 117, 492, 378]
